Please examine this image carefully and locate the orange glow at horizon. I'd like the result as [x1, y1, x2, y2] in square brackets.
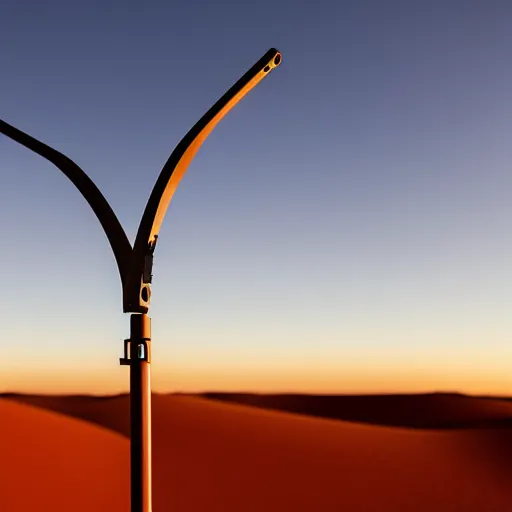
[2, 362, 510, 397]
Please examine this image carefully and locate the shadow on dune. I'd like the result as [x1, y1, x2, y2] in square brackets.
[464, 427, 512, 479]
[3, 391, 512, 433]
[199, 392, 512, 429]
[1, 393, 130, 436]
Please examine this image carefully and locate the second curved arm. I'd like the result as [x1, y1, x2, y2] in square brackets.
[124, 48, 282, 311]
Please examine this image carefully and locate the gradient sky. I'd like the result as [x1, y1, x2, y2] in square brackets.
[1, 1, 511, 395]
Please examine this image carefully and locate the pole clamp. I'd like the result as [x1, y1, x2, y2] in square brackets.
[119, 337, 152, 365]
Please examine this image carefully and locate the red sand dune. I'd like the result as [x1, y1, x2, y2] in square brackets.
[1, 393, 511, 511]
[0, 399, 129, 512]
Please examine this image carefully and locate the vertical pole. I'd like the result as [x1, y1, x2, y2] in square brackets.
[129, 313, 152, 512]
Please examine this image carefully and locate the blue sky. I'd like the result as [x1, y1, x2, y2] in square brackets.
[1, 0, 511, 394]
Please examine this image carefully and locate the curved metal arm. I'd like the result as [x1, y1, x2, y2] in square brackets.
[0, 120, 132, 285]
[124, 48, 282, 312]
[0, 48, 282, 313]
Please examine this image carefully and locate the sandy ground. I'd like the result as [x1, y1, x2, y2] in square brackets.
[1, 393, 511, 511]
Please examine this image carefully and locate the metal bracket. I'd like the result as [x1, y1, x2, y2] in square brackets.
[142, 235, 158, 284]
[119, 338, 152, 365]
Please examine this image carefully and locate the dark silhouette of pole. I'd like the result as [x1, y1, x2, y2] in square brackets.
[0, 48, 282, 512]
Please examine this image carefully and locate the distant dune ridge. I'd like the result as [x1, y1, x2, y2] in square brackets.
[1, 392, 511, 511]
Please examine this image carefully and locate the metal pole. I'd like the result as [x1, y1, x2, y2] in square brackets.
[121, 313, 152, 512]
[1, 47, 281, 512]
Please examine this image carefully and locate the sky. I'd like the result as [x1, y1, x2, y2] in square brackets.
[1, 0, 511, 395]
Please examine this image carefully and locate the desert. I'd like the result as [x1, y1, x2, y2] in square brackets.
[2, 392, 511, 511]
